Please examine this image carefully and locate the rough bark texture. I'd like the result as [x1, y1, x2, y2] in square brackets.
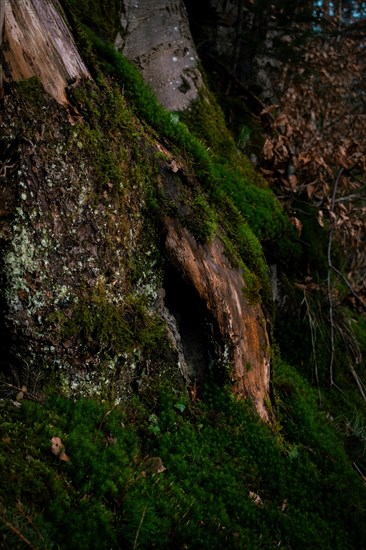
[0, 83, 150, 398]
[1, 0, 90, 105]
[116, 0, 203, 111]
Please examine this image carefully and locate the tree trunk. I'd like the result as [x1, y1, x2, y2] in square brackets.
[0, 0, 272, 419]
[116, 0, 203, 111]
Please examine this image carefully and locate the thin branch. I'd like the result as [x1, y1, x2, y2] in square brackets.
[0, 514, 37, 550]
[302, 291, 321, 403]
[353, 462, 366, 482]
[327, 167, 344, 386]
[327, 244, 335, 387]
[334, 193, 365, 204]
[307, 107, 359, 149]
[330, 264, 366, 309]
[349, 364, 366, 402]
[331, 167, 344, 211]
[133, 506, 147, 550]
[16, 501, 46, 545]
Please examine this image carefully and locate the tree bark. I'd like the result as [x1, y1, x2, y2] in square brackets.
[116, 0, 203, 111]
[0, 0, 272, 419]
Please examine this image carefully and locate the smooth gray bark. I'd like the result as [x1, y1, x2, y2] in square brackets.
[116, 0, 202, 111]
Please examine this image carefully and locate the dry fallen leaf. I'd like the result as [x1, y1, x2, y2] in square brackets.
[263, 138, 274, 160]
[141, 456, 166, 477]
[317, 210, 325, 227]
[169, 159, 181, 173]
[260, 104, 278, 116]
[249, 490, 263, 506]
[51, 436, 70, 462]
[290, 216, 303, 236]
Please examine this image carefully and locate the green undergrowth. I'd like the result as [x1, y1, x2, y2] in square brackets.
[274, 276, 366, 480]
[1, 372, 365, 549]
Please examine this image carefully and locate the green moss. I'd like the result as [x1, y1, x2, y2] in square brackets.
[242, 266, 263, 305]
[186, 193, 217, 244]
[1, 380, 365, 549]
[77, 30, 212, 179]
[0, 398, 137, 549]
[15, 76, 44, 98]
[67, 0, 120, 41]
[2, 8, 365, 549]
[211, 161, 294, 244]
[12, 77, 49, 136]
[67, 80, 147, 195]
[176, 80, 300, 272]
[180, 87, 238, 160]
[235, 152, 269, 189]
[61, 282, 166, 358]
[216, 194, 272, 307]
[67, 28, 287, 307]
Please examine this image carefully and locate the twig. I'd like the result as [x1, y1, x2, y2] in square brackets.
[0, 380, 39, 402]
[327, 243, 335, 387]
[16, 501, 46, 545]
[331, 381, 347, 397]
[330, 265, 366, 310]
[0, 160, 16, 178]
[133, 506, 147, 549]
[327, 167, 344, 386]
[96, 402, 118, 435]
[302, 291, 321, 403]
[349, 364, 366, 403]
[334, 193, 364, 204]
[0, 513, 37, 550]
[353, 462, 366, 482]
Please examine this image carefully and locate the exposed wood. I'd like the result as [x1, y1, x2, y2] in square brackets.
[2, 0, 90, 105]
[164, 218, 271, 420]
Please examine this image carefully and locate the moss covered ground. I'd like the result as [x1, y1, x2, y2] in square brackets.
[1, 371, 365, 549]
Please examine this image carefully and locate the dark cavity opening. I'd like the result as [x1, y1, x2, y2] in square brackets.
[163, 263, 220, 383]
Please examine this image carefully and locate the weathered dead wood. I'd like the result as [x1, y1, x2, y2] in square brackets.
[2, 0, 90, 104]
[164, 218, 271, 420]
